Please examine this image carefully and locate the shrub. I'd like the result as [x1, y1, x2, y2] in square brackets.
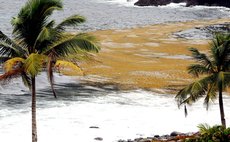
[185, 124, 230, 142]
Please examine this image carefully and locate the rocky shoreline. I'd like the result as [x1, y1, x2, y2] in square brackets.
[117, 131, 199, 142]
[173, 22, 230, 39]
[134, 0, 230, 8]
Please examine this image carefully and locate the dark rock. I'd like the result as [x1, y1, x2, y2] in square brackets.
[117, 140, 127, 142]
[170, 131, 183, 136]
[154, 135, 160, 138]
[173, 23, 230, 40]
[146, 137, 155, 139]
[187, 0, 230, 7]
[135, 0, 184, 6]
[134, 0, 230, 8]
[89, 126, 99, 129]
[94, 137, 103, 141]
[134, 138, 143, 141]
[162, 134, 170, 138]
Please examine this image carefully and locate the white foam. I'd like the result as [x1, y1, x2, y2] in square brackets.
[159, 2, 230, 14]
[1, 90, 230, 142]
[95, 0, 139, 7]
[160, 2, 186, 8]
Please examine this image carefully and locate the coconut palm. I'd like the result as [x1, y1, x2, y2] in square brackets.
[0, 0, 99, 142]
[176, 33, 230, 129]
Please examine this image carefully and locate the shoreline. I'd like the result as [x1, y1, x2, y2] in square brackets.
[117, 131, 199, 142]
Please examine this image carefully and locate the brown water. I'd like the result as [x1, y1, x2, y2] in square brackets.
[81, 18, 230, 92]
[1, 1, 230, 141]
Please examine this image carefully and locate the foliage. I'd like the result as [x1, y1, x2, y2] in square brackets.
[0, 0, 100, 94]
[175, 33, 230, 127]
[0, 0, 100, 141]
[185, 124, 230, 142]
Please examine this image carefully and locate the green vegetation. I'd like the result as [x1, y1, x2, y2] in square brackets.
[176, 33, 230, 128]
[0, 0, 99, 142]
[186, 124, 230, 142]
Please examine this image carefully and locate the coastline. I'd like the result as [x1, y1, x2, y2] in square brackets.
[80, 18, 230, 93]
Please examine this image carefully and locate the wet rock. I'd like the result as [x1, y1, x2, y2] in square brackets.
[135, 0, 184, 6]
[134, 138, 143, 141]
[186, 0, 230, 7]
[161, 134, 170, 138]
[89, 126, 99, 129]
[134, 0, 230, 7]
[117, 140, 126, 142]
[118, 132, 201, 142]
[170, 131, 183, 136]
[173, 23, 230, 40]
[94, 137, 103, 141]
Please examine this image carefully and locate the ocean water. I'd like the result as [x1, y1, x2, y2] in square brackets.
[0, 0, 230, 33]
[0, 0, 230, 142]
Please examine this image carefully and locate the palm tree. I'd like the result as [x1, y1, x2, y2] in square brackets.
[176, 33, 230, 129]
[0, 0, 99, 142]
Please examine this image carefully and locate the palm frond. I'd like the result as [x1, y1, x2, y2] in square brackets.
[3, 57, 25, 72]
[218, 38, 230, 70]
[0, 43, 18, 57]
[222, 72, 230, 88]
[12, 0, 63, 48]
[0, 31, 18, 48]
[55, 15, 86, 31]
[55, 60, 83, 75]
[36, 27, 51, 43]
[198, 123, 211, 135]
[33, 26, 51, 51]
[176, 75, 214, 107]
[184, 105, 188, 117]
[0, 31, 24, 57]
[189, 47, 214, 71]
[0, 57, 10, 64]
[43, 33, 99, 57]
[43, 34, 77, 57]
[24, 53, 46, 76]
[21, 72, 31, 88]
[204, 83, 217, 110]
[0, 68, 23, 84]
[73, 33, 100, 52]
[46, 20, 55, 28]
[188, 64, 212, 77]
[210, 33, 230, 68]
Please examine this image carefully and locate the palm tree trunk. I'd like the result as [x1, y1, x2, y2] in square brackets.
[218, 84, 226, 129]
[32, 76, 37, 142]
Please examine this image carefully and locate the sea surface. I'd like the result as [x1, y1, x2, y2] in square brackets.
[0, 0, 230, 142]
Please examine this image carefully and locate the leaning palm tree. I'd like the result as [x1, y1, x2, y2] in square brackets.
[0, 0, 99, 142]
[176, 33, 230, 129]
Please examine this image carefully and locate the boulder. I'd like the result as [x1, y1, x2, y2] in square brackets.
[170, 131, 183, 136]
[187, 0, 230, 7]
[94, 137, 103, 141]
